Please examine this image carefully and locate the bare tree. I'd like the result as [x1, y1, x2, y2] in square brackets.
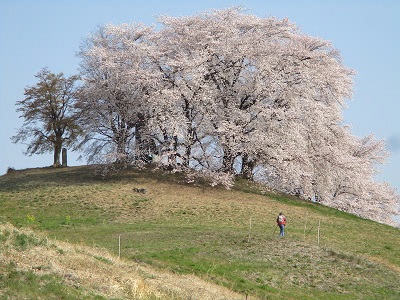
[11, 68, 82, 167]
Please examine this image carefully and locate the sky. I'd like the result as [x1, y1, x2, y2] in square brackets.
[1, 0, 399, 194]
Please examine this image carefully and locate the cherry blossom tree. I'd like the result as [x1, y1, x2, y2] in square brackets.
[77, 24, 158, 164]
[154, 8, 298, 175]
[76, 7, 399, 225]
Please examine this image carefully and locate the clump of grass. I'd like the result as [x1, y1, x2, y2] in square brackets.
[26, 213, 36, 223]
[0, 262, 103, 300]
[92, 255, 112, 265]
[13, 231, 47, 250]
[62, 215, 72, 225]
[0, 226, 47, 251]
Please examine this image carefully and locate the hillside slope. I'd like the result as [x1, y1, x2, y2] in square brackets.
[1, 166, 399, 299]
[0, 222, 243, 299]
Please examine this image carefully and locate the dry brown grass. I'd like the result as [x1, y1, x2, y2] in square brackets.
[0, 223, 246, 300]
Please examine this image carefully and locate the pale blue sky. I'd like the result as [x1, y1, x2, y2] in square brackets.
[1, 0, 399, 193]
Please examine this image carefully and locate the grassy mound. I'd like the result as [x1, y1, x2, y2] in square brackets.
[1, 166, 399, 299]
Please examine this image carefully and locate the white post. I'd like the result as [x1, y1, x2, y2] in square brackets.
[304, 214, 308, 241]
[248, 216, 252, 243]
[118, 234, 121, 259]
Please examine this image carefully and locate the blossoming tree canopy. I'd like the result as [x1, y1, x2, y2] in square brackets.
[77, 8, 399, 225]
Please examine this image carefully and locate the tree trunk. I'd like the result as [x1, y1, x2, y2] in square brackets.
[53, 142, 62, 167]
[241, 154, 255, 180]
[182, 143, 191, 168]
[221, 149, 235, 173]
[135, 112, 152, 163]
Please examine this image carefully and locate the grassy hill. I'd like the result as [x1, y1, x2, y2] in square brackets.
[0, 165, 399, 299]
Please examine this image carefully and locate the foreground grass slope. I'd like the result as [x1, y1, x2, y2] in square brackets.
[0, 166, 399, 299]
[0, 223, 242, 299]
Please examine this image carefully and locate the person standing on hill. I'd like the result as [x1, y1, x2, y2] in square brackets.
[276, 212, 287, 237]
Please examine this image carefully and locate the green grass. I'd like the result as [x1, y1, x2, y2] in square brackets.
[0, 165, 399, 299]
[0, 262, 107, 300]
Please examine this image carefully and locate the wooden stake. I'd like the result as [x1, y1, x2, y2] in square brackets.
[248, 216, 252, 243]
[317, 220, 321, 245]
[303, 213, 308, 241]
[118, 234, 121, 259]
